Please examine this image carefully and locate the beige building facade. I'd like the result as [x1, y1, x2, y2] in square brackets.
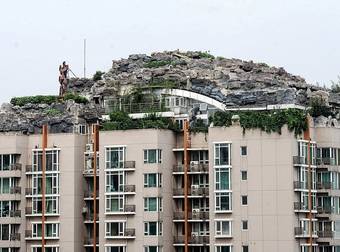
[0, 120, 340, 252]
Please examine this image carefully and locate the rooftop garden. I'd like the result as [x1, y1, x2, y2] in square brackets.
[101, 111, 180, 131]
[10, 93, 88, 107]
[210, 109, 308, 136]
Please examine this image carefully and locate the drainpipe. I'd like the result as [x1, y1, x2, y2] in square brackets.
[41, 125, 48, 252]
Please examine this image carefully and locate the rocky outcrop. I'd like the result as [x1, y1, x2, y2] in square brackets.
[1, 50, 339, 134]
[67, 51, 331, 108]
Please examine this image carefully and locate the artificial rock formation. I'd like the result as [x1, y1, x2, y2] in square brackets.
[0, 51, 338, 134]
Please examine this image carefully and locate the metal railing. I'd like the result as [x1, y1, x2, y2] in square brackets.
[9, 210, 21, 217]
[106, 161, 136, 170]
[10, 233, 20, 241]
[173, 187, 209, 196]
[25, 165, 32, 172]
[317, 206, 332, 214]
[317, 230, 333, 238]
[124, 228, 136, 237]
[124, 204, 136, 213]
[9, 163, 22, 171]
[316, 157, 336, 166]
[10, 186, 21, 194]
[317, 182, 332, 190]
[173, 235, 209, 244]
[25, 207, 32, 215]
[123, 185, 136, 193]
[173, 163, 209, 173]
[84, 190, 99, 198]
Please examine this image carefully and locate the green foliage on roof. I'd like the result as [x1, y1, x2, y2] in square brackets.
[210, 109, 308, 136]
[63, 92, 89, 104]
[10, 95, 58, 106]
[101, 111, 180, 132]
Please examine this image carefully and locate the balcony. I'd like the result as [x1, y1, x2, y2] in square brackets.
[173, 187, 209, 197]
[293, 181, 306, 190]
[9, 210, 21, 218]
[317, 230, 333, 238]
[10, 233, 20, 241]
[293, 156, 316, 166]
[123, 185, 136, 193]
[84, 236, 99, 245]
[104, 228, 136, 238]
[84, 190, 99, 199]
[25, 207, 32, 215]
[106, 161, 136, 170]
[173, 163, 209, 173]
[123, 204, 136, 213]
[317, 182, 332, 190]
[173, 235, 209, 245]
[294, 227, 317, 237]
[317, 157, 336, 166]
[25, 165, 32, 172]
[25, 188, 33, 196]
[317, 206, 332, 215]
[83, 213, 99, 222]
[173, 211, 209, 221]
[293, 202, 316, 212]
[9, 163, 22, 171]
[10, 186, 21, 194]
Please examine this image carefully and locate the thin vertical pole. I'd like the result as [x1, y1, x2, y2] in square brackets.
[42, 125, 48, 252]
[183, 120, 189, 252]
[93, 124, 99, 252]
[84, 39, 86, 78]
[304, 116, 313, 252]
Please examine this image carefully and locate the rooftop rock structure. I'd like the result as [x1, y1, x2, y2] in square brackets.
[0, 51, 338, 133]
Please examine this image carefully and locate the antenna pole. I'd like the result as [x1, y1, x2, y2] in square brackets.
[84, 39, 86, 78]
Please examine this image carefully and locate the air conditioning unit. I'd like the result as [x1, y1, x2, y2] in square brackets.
[191, 184, 199, 189]
[85, 143, 93, 153]
[190, 161, 199, 165]
[192, 208, 200, 213]
[191, 232, 199, 237]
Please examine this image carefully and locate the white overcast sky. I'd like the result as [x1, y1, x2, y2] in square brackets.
[0, 0, 339, 103]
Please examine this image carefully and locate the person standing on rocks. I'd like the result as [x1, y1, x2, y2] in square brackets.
[58, 61, 69, 96]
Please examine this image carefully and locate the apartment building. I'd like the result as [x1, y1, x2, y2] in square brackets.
[0, 115, 340, 252]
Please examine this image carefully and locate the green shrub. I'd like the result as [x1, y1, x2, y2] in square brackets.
[309, 96, 332, 117]
[10, 95, 58, 106]
[93, 71, 104, 81]
[102, 111, 180, 132]
[45, 108, 62, 116]
[190, 119, 208, 133]
[63, 93, 89, 104]
[197, 51, 215, 59]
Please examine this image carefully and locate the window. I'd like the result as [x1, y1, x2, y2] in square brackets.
[215, 168, 230, 190]
[241, 146, 247, 156]
[216, 246, 232, 252]
[214, 143, 231, 166]
[241, 171, 247, 180]
[215, 192, 232, 211]
[215, 220, 231, 237]
[144, 149, 162, 164]
[0, 178, 12, 194]
[32, 196, 59, 215]
[242, 220, 248, 230]
[144, 222, 162, 236]
[32, 223, 59, 238]
[106, 147, 125, 169]
[144, 246, 162, 252]
[106, 247, 125, 252]
[0, 154, 17, 171]
[0, 201, 11, 217]
[32, 150, 59, 172]
[106, 171, 124, 192]
[144, 173, 162, 187]
[242, 246, 249, 252]
[144, 197, 162, 212]
[31, 247, 59, 252]
[0, 224, 10, 240]
[106, 195, 124, 213]
[105, 222, 125, 237]
[241, 196, 248, 205]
